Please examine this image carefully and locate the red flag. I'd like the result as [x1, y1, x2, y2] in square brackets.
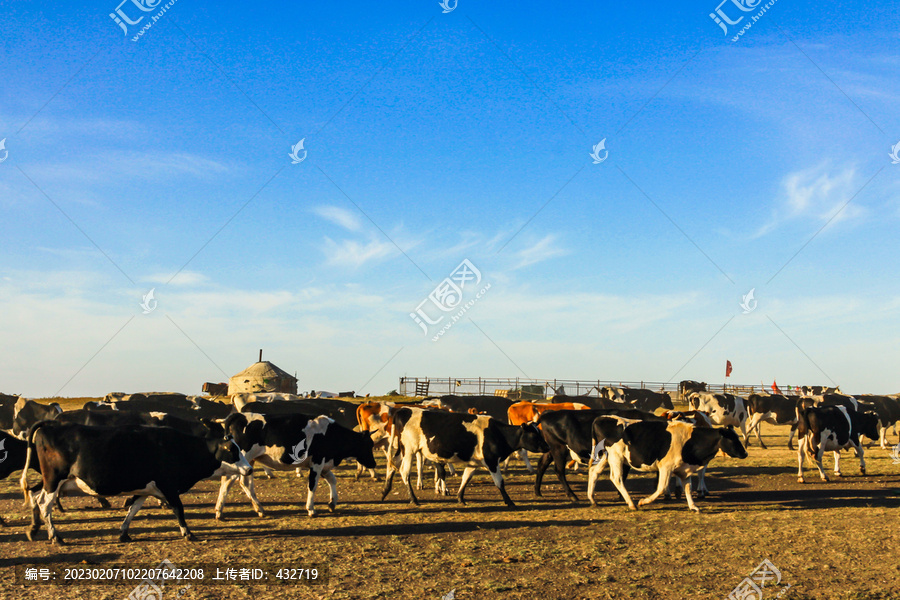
[725, 360, 733, 378]
[772, 380, 781, 394]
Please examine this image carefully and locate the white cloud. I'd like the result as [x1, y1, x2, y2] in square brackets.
[511, 234, 568, 269]
[143, 271, 208, 286]
[312, 205, 363, 231]
[321, 236, 396, 267]
[753, 165, 866, 238]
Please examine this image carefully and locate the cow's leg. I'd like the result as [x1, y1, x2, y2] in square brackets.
[743, 413, 761, 446]
[638, 466, 672, 508]
[754, 421, 767, 449]
[797, 437, 806, 483]
[415, 453, 424, 490]
[164, 494, 195, 541]
[324, 471, 338, 513]
[533, 452, 553, 497]
[833, 450, 842, 477]
[607, 455, 636, 510]
[484, 460, 514, 507]
[447, 463, 457, 476]
[434, 463, 448, 496]
[96, 496, 111, 509]
[237, 473, 264, 517]
[787, 423, 797, 451]
[696, 465, 709, 497]
[456, 466, 478, 506]
[380, 450, 398, 501]
[26, 488, 46, 542]
[261, 466, 275, 479]
[879, 426, 888, 449]
[398, 450, 419, 506]
[214, 475, 238, 520]
[118, 495, 148, 542]
[853, 442, 866, 475]
[550, 448, 579, 501]
[586, 451, 608, 506]
[306, 466, 321, 517]
[814, 435, 829, 482]
[682, 477, 700, 512]
[521, 449, 535, 473]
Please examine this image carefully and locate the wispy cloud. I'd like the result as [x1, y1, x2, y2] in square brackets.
[312, 205, 362, 231]
[511, 234, 569, 268]
[321, 236, 397, 267]
[753, 164, 866, 238]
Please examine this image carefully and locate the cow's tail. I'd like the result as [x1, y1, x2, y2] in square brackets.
[355, 403, 369, 432]
[19, 419, 53, 504]
[795, 405, 816, 457]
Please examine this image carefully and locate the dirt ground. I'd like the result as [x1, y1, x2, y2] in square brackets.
[1, 401, 899, 600]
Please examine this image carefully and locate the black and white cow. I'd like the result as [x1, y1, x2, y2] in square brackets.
[854, 395, 900, 448]
[433, 395, 519, 421]
[24, 421, 250, 544]
[587, 417, 747, 512]
[796, 404, 880, 483]
[11, 399, 63, 438]
[600, 387, 674, 412]
[217, 412, 376, 519]
[236, 396, 358, 430]
[686, 392, 748, 439]
[533, 408, 664, 501]
[744, 393, 800, 449]
[380, 407, 547, 506]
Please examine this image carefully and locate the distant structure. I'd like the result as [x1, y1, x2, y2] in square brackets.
[228, 350, 298, 396]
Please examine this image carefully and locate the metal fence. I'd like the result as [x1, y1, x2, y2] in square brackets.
[399, 377, 782, 399]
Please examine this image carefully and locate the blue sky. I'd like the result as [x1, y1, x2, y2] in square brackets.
[1, 0, 898, 397]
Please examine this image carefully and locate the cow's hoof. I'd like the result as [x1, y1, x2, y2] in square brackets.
[307, 510, 317, 518]
[788, 445, 794, 451]
[119, 533, 132, 543]
[327, 503, 336, 513]
[797, 477, 805, 484]
[821, 477, 830, 483]
[860, 469, 867, 476]
[627, 505, 638, 511]
[215, 512, 225, 521]
[98, 498, 111, 509]
[690, 506, 701, 513]
[25, 528, 38, 542]
[835, 473, 843, 478]
[256, 511, 266, 518]
[51, 536, 65, 546]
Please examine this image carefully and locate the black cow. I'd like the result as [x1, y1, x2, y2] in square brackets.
[588, 417, 747, 512]
[381, 407, 547, 506]
[0, 394, 19, 431]
[744, 393, 800, 449]
[855, 395, 900, 448]
[534, 408, 664, 501]
[434, 395, 518, 421]
[218, 412, 376, 519]
[600, 388, 674, 412]
[796, 404, 880, 483]
[24, 421, 250, 544]
[12, 400, 62, 437]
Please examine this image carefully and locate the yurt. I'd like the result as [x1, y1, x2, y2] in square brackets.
[228, 358, 297, 395]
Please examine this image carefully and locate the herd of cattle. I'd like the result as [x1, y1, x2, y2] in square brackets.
[0, 382, 898, 545]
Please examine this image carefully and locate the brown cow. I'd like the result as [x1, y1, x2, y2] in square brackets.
[505, 401, 590, 473]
